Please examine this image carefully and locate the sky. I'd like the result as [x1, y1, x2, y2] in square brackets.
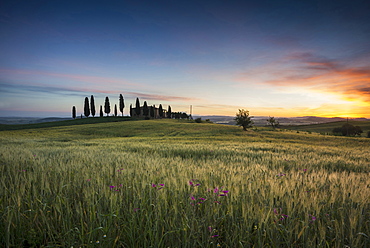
[1, 0, 369, 118]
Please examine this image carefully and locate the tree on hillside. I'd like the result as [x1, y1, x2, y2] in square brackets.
[84, 97, 90, 117]
[119, 94, 125, 116]
[159, 104, 163, 118]
[135, 98, 141, 116]
[90, 95, 96, 117]
[72, 106, 76, 119]
[100, 105, 103, 117]
[150, 105, 155, 118]
[234, 109, 254, 131]
[114, 104, 118, 117]
[167, 105, 172, 118]
[267, 116, 279, 129]
[333, 123, 363, 136]
[104, 96, 111, 116]
[130, 104, 133, 117]
[143, 101, 149, 117]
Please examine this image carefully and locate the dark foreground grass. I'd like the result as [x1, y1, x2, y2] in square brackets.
[0, 119, 369, 247]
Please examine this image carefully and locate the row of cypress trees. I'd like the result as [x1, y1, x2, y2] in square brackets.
[72, 95, 173, 119]
[72, 94, 125, 119]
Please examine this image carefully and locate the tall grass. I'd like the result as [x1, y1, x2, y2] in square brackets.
[0, 120, 369, 247]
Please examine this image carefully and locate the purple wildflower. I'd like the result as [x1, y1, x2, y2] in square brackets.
[309, 214, 317, 223]
[189, 179, 200, 186]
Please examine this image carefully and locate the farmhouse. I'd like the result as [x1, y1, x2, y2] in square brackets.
[131, 105, 167, 118]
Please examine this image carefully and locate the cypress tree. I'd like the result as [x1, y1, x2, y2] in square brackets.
[100, 105, 103, 117]
[167, 105, 172, 118]
[159, 104, 163, 118]
[84, 97, 90, 117]
[143, 101, 149, 117]
[114, 104, 118, 117]
[104, 96, 111, 116]
[135, 97, 141, 116]
[119, 94, 125, 116]
[72, 106, 76, 119]
[90, 95, 96, 117]
[130, 104, 133, 117]
[150, 105, 155, 118]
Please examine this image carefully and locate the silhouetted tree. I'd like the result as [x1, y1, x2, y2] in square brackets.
[159, 104, 163, 118]
[267, 116, 279, 129]
[72, 106, 76, 119]
[235, 109, 253, 131]
[167, 105, 172, 118]
[135, 98, 141, 116]
[333, 123, 363, 136]
[90, 95, 96, 117]
[150, 105, 155, 118]
[100, 105, 103, 117]
[84, 97, 90, 117]
[143, 101, 149, 117]
[119, 94, 125, 116]
[114, 104, 117, 117]
[104, 96, 111, 116]
[130, 104, 133, 117]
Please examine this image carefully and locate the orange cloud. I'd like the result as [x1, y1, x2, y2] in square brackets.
[244, 52, 370, 103]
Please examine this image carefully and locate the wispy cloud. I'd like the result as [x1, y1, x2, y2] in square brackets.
[0, 68, 140, 88]
[0, 81, 198, 104]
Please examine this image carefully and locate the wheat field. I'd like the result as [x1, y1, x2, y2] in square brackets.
[1, 119, 369, 247]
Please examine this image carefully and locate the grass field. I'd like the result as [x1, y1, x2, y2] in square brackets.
[1, 119, 369, 247]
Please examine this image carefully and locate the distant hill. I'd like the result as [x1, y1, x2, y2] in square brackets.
[198, 115, 369, 126]
[281, 120, 370, 136]
[0, 117, 72, 125]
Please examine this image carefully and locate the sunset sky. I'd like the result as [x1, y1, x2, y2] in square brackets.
[1, 0, 369, 118]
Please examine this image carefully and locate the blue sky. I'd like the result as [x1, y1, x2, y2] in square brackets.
[1, 0, 369, 117]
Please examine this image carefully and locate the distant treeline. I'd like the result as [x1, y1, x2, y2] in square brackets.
[72, 95, 191, 120]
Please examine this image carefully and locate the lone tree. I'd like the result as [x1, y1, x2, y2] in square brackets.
[114, 104, 118, 117]
[158, 104, 163, 118]
[235, 109, 254, 131]
[143, 101, 149, 117]
[90, 95, 96, 117]
[104, 96, 111, 116]
[84, 97, 90, 117]
[100, 105, 103, 117]
[333, 123, 363, 136]
[135, 98, 141, 116]
[267, 116, 279, 129]
[72, 106, 76, 119]
[119, 94, 125, 116]
[167, 105, 172, 118]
